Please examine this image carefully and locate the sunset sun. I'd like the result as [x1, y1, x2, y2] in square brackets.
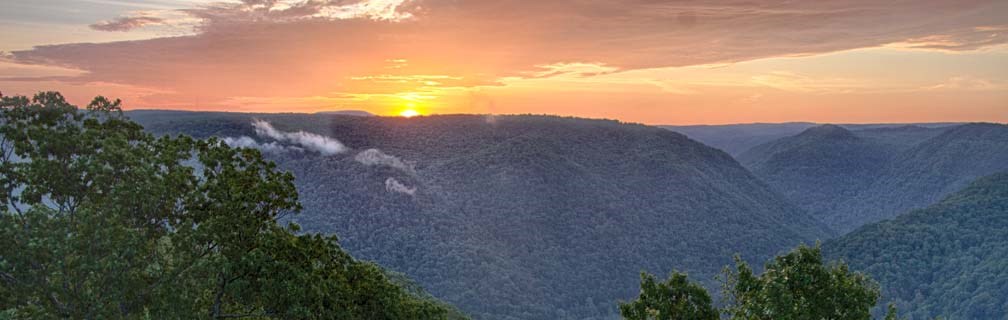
[399, 109, 420, 118]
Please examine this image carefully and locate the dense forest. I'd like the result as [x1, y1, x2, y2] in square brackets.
[825, 171, 1008, 319]
[737, 124, 894, 221]
[129, 110, 830, 319]
[0, 92, 461, 319]
[842, 123, 1008, 230]
[738, 123, 1008, 232]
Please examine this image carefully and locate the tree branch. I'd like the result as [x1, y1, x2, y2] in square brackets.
[210, 272, 228, 319]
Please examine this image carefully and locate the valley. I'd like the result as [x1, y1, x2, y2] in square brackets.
[129, 110, 1008, 319]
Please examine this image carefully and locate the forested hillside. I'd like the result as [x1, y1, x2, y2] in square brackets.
[852, 125, 948, 152]
[838, 123, 1008, 230]
[737, 125, 897, 226]
[131, 111, 831, 320]
[739, 122, 1007, 232]
[825, 172, 1008, 319]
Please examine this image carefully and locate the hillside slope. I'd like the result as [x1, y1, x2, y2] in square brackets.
[853, 125, 948, 152]
[825, 172, 1008, 319]
[663, 122, 818, 155]
[739, 122, 1006, 232]
[837, 123, 1008, 230]
[131, 111, 830, 320]
[738, 125, 894, 224]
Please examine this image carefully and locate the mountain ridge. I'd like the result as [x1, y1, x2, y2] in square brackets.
[836, 122, 1008, 230]
[663, 122, 960, 156]
[737, 124, 892, 222]
[739, 122, 1008, 232]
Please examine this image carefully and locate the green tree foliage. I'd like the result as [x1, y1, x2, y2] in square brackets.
[884, 304, 902, 320]
[721, 244, 880, 320]
[0, 92, 458, 319]
[621, 245, 898, 320]
[618, 272, 718, 320]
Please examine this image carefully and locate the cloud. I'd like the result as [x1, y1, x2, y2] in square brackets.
[352, 147, 417, 196]
[385, 177, 416, 196]
[90, 16, 165, 32]
[6, 0, 1007, 110]
[0, 59, 87, 80]
[747, 71, 867, 93]
[251, 119, 347, 155]
[354, 148, 413, 172]
[923, 76, 1008, 91]
[524, 63, 621, 79]
[892, 25, 1008, 51]
[181, 0, 414, 28]
[221, 136, 296, 154]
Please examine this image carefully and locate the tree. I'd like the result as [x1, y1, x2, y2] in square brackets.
[0, 92, 455, 319]
[720, 244, 880, 320]
[619, 272, 718, 320]
[883, 303, 902, 320]
[620, 244, 902, 320]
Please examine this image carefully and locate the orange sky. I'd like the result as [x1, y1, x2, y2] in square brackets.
[1, 0, 1006, 124]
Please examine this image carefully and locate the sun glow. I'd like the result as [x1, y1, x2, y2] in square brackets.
[399, 109, 420, 118]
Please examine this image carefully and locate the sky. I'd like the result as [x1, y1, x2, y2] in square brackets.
[0, 0, 1006, 124]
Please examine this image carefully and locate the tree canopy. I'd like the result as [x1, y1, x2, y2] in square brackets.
[618, 272, 718, 320]
[721, 244, 881, 320]
[622, 245, 900, 320]
[0, 92, 458, 319]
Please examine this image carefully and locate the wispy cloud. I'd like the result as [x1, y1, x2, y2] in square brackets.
[0, 59, 87, 80]
[385, 177, 416, 196]
[90, 16, 164, 32]
[354, 148, 413, 172]
[251, 119, 347, 155]
[181, 0, 414, 29]
[221, 135, 297, 154]
[923, 76, 1008, 91]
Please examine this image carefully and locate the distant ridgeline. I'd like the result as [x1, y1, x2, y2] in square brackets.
[662, 122, 959, 157]
[130, 111, 830, 320]
[735, 122, 1008, 233]
[825, 171, 1008, 319]
[663, 122, 820, 156]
